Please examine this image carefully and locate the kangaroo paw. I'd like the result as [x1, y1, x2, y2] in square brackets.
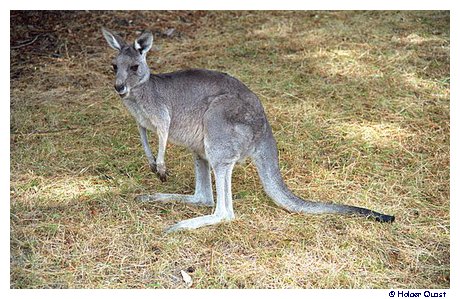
[156, 163, 168, 182]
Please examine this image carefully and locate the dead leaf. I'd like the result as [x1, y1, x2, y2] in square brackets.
[180, 270, 193, 288]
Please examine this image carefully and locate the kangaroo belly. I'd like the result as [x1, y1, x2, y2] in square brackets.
[168, 121, 205, 155]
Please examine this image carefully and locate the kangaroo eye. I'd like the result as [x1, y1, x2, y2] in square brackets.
[112, 64, 118, 72]
[130, 65, 139, 72]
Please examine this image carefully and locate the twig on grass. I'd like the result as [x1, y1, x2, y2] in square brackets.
[11, 34, 42, 49]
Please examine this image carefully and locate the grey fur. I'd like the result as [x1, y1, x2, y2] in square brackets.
[102, 28, 395, 233]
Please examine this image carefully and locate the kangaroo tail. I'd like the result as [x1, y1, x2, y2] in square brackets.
[252, 131, 395, 223]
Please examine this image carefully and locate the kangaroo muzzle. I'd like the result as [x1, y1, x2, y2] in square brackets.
[114, 83, 128, 97]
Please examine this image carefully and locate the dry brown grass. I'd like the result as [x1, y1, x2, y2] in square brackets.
[10, 11, 449, 288]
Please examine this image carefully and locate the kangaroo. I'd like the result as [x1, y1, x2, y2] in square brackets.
[102, 28, 395, 233]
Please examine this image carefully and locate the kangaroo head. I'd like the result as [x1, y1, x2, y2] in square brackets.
[102, 28, 153, 98]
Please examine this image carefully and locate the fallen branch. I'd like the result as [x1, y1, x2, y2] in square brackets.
[11, 34, 41, 49]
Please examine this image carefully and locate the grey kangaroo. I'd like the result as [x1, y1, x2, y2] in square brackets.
[102, 28, 395, 233]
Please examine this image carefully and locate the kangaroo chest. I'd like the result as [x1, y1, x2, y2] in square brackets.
[122, 98, 156, 131]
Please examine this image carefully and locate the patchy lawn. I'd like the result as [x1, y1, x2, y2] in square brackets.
[10, 11, 449, 288]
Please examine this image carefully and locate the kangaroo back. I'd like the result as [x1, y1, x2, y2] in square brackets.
[251, 128, 395, 223]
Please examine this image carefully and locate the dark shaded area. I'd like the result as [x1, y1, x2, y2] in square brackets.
[10, 11, 209, 80]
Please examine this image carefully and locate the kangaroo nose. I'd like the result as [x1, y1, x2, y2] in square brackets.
[114, 83, 127, 94]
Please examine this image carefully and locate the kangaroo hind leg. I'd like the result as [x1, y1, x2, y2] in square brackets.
[165, 161, 235, 233]
[164, 94, 247, 233]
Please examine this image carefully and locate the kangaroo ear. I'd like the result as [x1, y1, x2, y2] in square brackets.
[134, 30, 153, 55]
[102, 27, 126, 51]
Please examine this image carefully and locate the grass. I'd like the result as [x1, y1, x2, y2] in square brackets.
[10, 11, 449, 288]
